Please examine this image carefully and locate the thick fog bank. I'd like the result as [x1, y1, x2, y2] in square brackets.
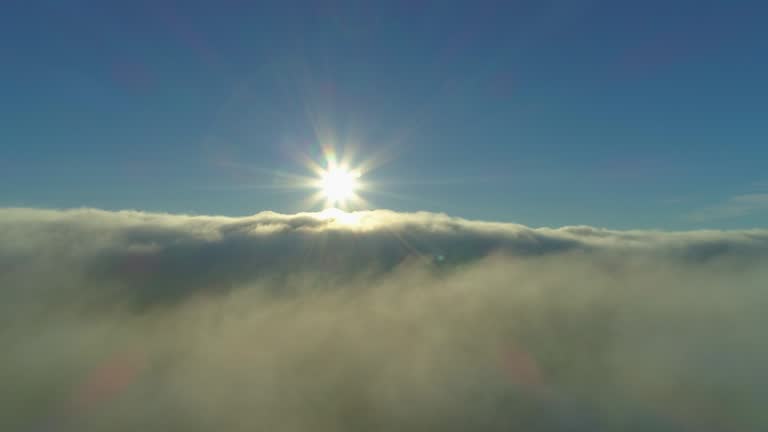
[2, 208, 766, 431]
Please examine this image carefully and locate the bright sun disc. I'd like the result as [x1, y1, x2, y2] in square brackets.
[319, 167, 359, 204]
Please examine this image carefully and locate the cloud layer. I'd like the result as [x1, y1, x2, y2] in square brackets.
[2, 208, 767, 431]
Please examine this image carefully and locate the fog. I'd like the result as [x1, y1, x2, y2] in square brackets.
[2, 208, 766, 431]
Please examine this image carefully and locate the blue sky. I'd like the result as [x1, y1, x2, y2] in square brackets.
[2, 0, 766, 229]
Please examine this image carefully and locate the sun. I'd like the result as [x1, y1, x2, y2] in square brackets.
[297, 144, 374, 210]
[319, 166, 359, 205]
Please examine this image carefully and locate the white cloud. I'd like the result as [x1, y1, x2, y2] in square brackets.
[1, 208, 767, 431]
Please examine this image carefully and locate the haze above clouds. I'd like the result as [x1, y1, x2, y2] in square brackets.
[2, 208, 767, 431]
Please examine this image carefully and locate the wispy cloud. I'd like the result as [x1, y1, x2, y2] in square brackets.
[691, 193, 768, 221]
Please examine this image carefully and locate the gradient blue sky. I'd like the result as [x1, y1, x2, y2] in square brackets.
[2, 0, 766, 229]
